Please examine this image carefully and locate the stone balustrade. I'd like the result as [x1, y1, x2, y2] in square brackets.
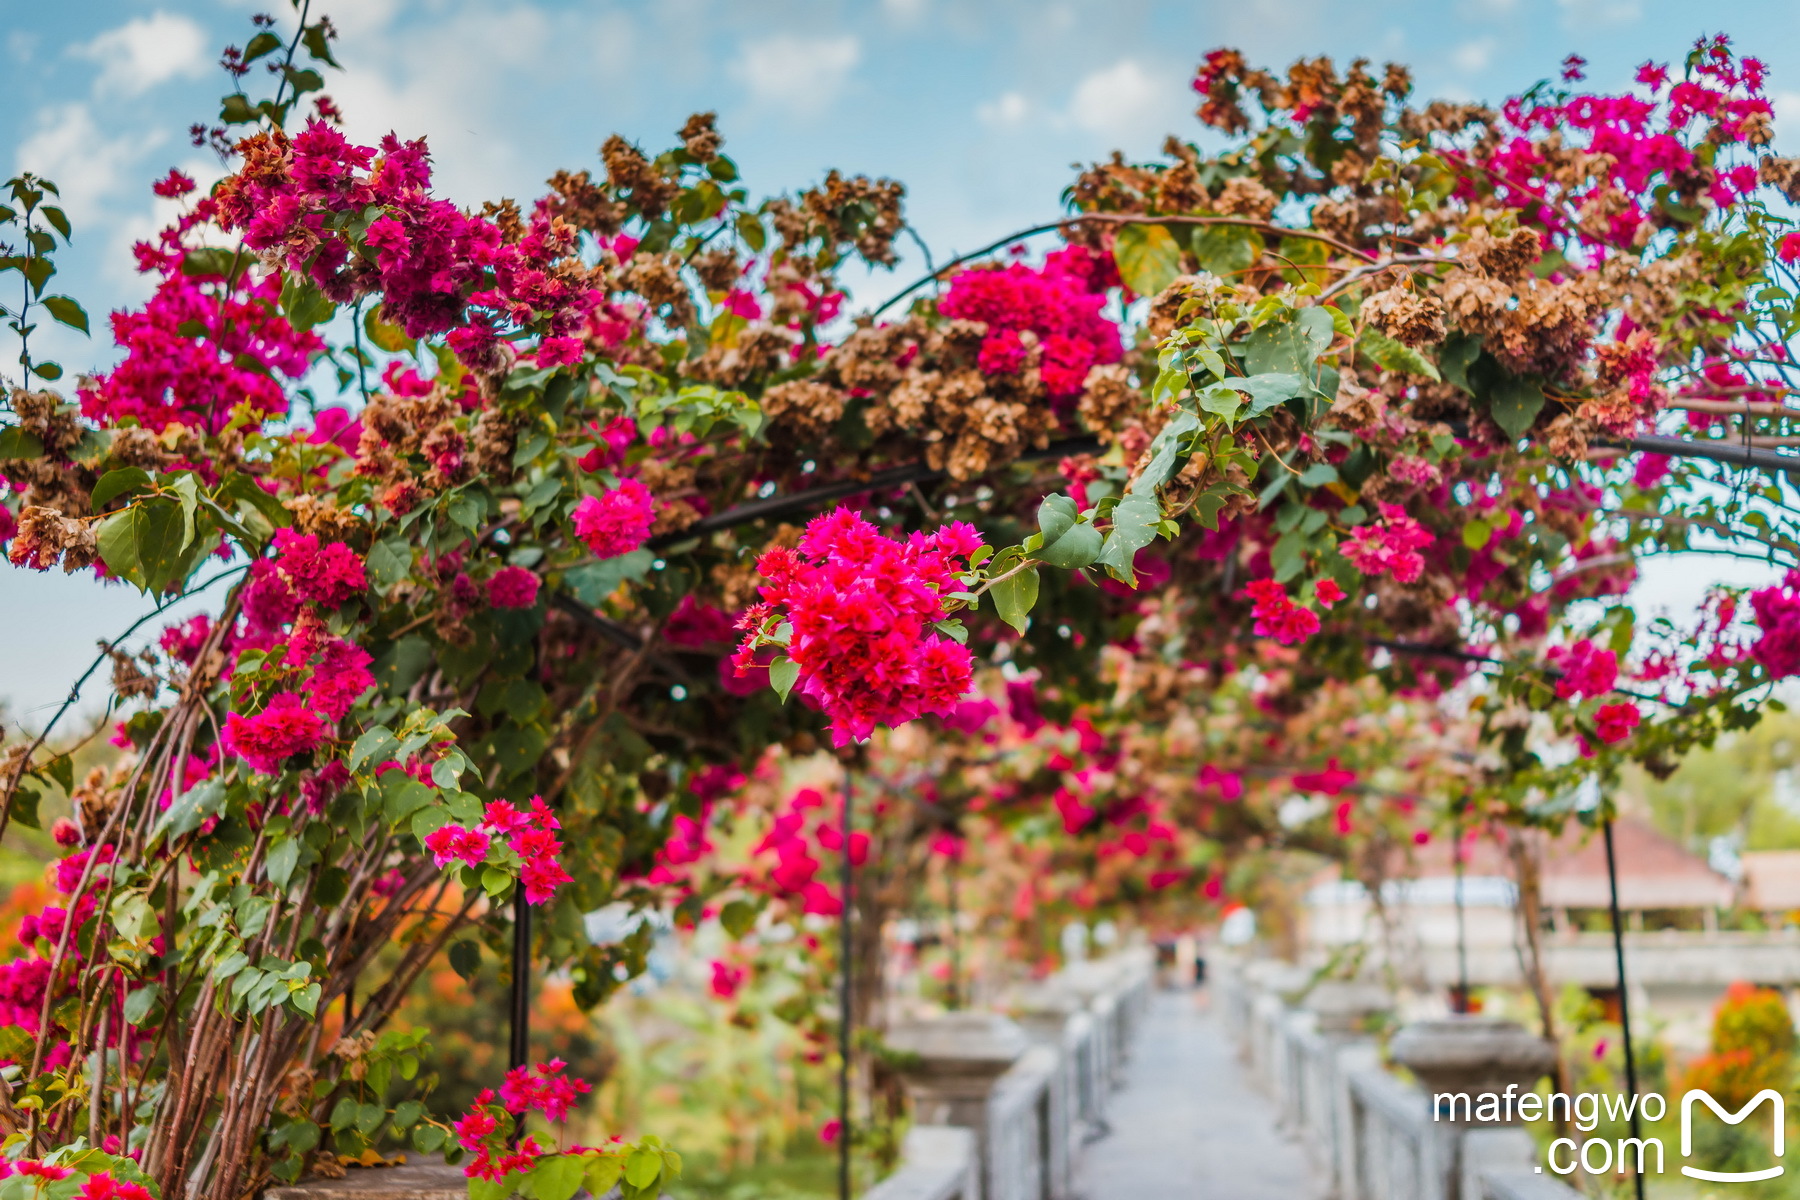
[875, 947, 1154, 1200]
[1215, 957, 1585, 1200]
[259, 950, 1153, 1200]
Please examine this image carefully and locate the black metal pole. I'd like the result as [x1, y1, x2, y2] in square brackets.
[509, 887, 531, 1071]
[839, 766, 854, 1200]
[1454, 819, 1469, 1014]
[1602, 819, 1647, 1200]
[947, 849, 962, 1011]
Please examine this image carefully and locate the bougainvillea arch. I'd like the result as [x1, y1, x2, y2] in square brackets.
[3, 12, 1800, 1197]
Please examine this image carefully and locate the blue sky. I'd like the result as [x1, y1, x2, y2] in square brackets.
[1, 0, 1793, 723]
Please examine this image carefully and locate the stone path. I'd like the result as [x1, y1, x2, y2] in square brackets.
[1073, 987, 1330, 1200]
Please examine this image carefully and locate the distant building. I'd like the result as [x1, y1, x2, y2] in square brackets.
[1295, 817, 1800, 1051]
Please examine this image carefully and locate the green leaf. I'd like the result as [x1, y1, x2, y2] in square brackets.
[90, 467, 152, 509]
[349, 726, 397, 773]
[266, 839, 301, 889]
[448, 939, 481, 981]
[283, 67, 325, 96]
[153, 778, 226, 843]
[0, 426, 45, 459]
[365, 538, 410, 590]
[222, 472, 294, 530]
[990, 565, 1040, 635]
[1358, 327, 1440, 381]
[564, 549, 655, 606]
[625, 1148, 664, 1190]
[1236, 373, 1305, 419]
[1488, 377, 1545, 440]
[1094, 490, 1163, 583]
[123, 984, 159, 1026]
[182, 247, 241, 279]
[1297, 462, 1340, 487]
[1111, 223, 1182, 297]
[1244, 308, 1334, 392]
[356, 1101, 386, 1135]
[1135, 409, 1201, 491]
[527, 1154, 588, 1200]
[1438, 333, 1482, 393]
[719, 898, 759, 938]
[279, 270, 335, 332]
[96, 497, 192, 594]
[1191, 224, 1262, 277]
[584, 1156, 625, 1198]
[1462, 518, 1493, 550]
[302, 22, 342, 67]
[40, 295, 88, 335]
[329, 1097, 358, 1132]
[243, 31, 283, 62]
[31, 361, 62, 381]
[1037, 519, 1102, 569]
[39, 206, 71, 241]
[769, 657, 800, 703]
[1035, 494, 1077, 545]
[363, 306, 415, 353]
[1197, 385, 1242, 420]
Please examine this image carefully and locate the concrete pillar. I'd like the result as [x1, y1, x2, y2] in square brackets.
[1304, 981, 1394, 1197]
[887, 1011, 1031, 1199]
[1388, 1017, 1557, 1200]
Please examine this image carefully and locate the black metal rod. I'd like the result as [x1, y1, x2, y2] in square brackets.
[839, 766, 854, 1200]
[509, 887, 531, 1071]
[1453, 819, 1469, 1014]
[1602, 819, 1647, 1200]
[947, 850, 962, 1011]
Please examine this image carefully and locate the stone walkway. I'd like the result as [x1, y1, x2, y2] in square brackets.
[1073, 987, 1330, 1200]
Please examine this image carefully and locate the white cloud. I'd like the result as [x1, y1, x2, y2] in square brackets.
[1065, 59, 1183, 146]
[14, 103, 150, 223]
[1451, 37, 1496, 75]
[1556, 0, 1642, 27]
[732, 34, 861, 115]
[881, 0, 930, 23]
[1774, 91, 1800, 151]
[72, 12, 209, 97]
[978, 91, 1032, 130]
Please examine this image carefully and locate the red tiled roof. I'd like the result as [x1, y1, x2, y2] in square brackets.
[1394, 817, 1731, 910]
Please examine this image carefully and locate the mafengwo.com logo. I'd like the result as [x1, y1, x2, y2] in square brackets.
[1431, 1087, 1786, 1181]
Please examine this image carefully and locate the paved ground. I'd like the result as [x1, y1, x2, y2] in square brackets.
[1073, 988, 1331, 1200]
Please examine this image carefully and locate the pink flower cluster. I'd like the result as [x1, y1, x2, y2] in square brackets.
[938, 245, 1124, 399]
[1750, 570, 1800, 679]
[1240, 579, 1321, 645]
[1340, 504, 1433, 584]
[753, 787, 866, 915]
[219, 120, 598, 368]
[1476, 35, 1773, 249]
[426, 797, 573, 905]
[1594, 702, 1642, 745]
[0, 847, 117, 1062]
[734, 508, 979, 745]
[0, 1166, 149, 1200]
[453, 1061, 594, 1181]
[571, 479, 656, 559]
[1546, 638, 1619, 699]
[486, 565, 541, 609]
[224, 693, 326, 774]
[82, 244, 323, 433]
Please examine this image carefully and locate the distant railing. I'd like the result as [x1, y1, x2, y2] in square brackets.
[1215, 959, 1581, 1200]
[868, 948, 1154, 1200]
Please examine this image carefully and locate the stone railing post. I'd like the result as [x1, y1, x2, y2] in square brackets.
[1009, 983, 1087, 1197]
[887, 1012, 1032, 1200]
[1303, 980, 1394, 1200]
[1388, 1018, 1557, 1200]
